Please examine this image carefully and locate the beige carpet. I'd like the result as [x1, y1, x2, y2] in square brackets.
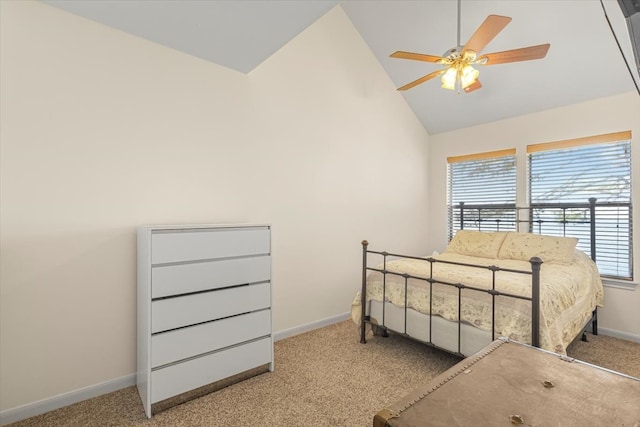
[6, 321, 640, 427]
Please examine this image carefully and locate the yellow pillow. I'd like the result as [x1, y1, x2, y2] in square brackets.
[445, 230, 508, 259]
[498, 232, 577, 264]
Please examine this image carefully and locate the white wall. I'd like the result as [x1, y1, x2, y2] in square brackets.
[427, 92, 640, 341]
[0, 1, 430, 413]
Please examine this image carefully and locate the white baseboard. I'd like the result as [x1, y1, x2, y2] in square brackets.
[597, 327, 640, 343]
[0, 313, 352, 425]
[0, 373, 136, 426]
[273, 311, 351, 342]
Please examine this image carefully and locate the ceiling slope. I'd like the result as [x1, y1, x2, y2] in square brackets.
[41, 0, 639, 134]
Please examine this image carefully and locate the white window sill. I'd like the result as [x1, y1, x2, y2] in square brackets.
[602, 277, 638, 290]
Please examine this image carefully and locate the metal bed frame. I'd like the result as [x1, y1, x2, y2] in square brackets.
[359, 199, 600, 356]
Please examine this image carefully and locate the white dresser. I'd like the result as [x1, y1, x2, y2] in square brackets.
[136, 224, 273, 418]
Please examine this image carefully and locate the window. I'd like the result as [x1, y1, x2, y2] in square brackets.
[448, 149, 517, 239]
[527, 131, 632, 280]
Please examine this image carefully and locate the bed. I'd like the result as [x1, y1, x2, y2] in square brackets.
[373, 338, 640, 427]
[353, 224, 604, 356]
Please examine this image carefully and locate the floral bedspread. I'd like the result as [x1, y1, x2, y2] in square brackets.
[352, 250, 603, 354]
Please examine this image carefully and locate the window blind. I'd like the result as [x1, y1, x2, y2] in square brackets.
[448, 149, 517, 239]
[528, 133, 632, 279]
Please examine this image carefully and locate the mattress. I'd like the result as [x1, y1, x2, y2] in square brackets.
[373, 339, 640, 427]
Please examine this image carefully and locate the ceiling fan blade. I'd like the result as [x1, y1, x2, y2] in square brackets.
[463, 79, 482, 93]
[390, 51, 444, 63]
[397, 69, 445, 91]
[462, 15, 512, 55]
[478, 44, 550, 65]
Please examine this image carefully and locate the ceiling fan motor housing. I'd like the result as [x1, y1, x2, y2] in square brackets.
[443, 46, 465, 60]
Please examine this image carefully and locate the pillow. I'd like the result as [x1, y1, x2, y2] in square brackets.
[497, 232, 578, 264]
[445, 230, 508, 259]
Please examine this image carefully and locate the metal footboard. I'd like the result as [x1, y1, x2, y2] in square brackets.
[360, 241, 542, 355]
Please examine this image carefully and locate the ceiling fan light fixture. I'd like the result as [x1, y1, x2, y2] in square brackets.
[441, 67, 458, 90]
[441, 63, 479, 91]
[460, 64, 480, 88]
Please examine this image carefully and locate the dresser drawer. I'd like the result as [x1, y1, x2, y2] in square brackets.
[151, 337, 272, 403]
[151, 309, 271, 368]
[151, 282, 270, 333]
[151, 227, 270, 265]
[151, 255, 270, 299]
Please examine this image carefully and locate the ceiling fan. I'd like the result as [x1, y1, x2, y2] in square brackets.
[390, 0, 550, 93]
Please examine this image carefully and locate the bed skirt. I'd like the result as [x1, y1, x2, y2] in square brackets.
[369, 300, 490, 355]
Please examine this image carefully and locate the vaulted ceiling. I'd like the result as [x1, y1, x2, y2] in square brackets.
[42, 0, 639, 135]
